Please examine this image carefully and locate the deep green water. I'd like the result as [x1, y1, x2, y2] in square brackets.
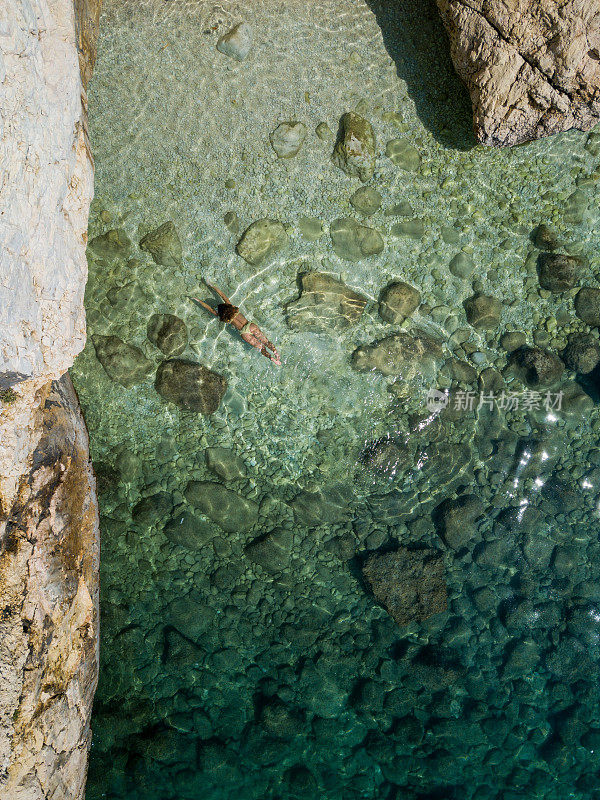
[72, 1, 600, 798]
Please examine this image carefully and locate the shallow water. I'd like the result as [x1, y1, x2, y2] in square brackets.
[72, 1, 600, 798]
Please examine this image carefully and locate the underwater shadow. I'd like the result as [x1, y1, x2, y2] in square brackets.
[366, 0, 476, 150]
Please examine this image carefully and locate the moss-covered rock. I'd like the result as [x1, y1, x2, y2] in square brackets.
[331, 112, 376, 182]
[154, 359, 227, 414]
[236, 219, 288, 265]
[329, 217, 383, 261]
[139, 221, 183, 268]
[92, 335, 153, 387]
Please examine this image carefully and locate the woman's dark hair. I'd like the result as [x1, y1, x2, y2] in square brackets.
[217, 303, 239, 322]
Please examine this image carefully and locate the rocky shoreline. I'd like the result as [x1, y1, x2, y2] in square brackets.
[0, 0, 100, 796]
[436, 0, 600, 146]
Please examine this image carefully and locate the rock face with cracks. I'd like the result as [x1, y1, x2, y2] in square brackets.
[0, 1, 101, 796]
[436, 0, 600, 146]
[0, 376, 99, 800]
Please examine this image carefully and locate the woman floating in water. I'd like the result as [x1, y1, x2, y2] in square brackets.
[193, 283, 281, 366]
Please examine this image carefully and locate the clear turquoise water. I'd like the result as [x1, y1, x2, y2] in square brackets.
[73, 1, 600, 798]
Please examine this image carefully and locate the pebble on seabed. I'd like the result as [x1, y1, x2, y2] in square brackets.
[216, 21, 253, 61]
[269, 121, 307, 158]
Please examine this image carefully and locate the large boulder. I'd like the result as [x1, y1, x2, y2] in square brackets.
[184, 481, 258, 532]
[351, 331, 443, 380]
[154, 359, 227, 414]
[362, 547, 448, 626]
[92, 335, 154, 388]
[436, 0, 600, 145]
[285, 272, 367, 332]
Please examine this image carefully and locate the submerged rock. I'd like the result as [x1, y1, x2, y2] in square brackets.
[315, 121, 334, 141]
[350, 186, 382, 216]
[92, 335, 153, 388]
[285, 272, 367, 332]
[352, 331, 443, 379]
[154, 359, 227, 414]
[147, 313, 188, 357]
[509, 346, 564, 387]
[139, 221, 183, 267]
[88, 228, 131, 258]
[163, 509, 214, 550]
[379, 281, 421, 324]
[390, 219, 425, 239]
[105, 281, 150, 313]
[463, 293, 502, 330]
[167, 592, 216, 638]
[258, 698, 302, 739]
[216, 21, 253, 61]
[385, 138, 421, 171]
[537, 252, 580, 292]
[434, 494, 483, 550]
[417, 442, 473, 491]
[236, 219, 288, 265]
[245, 529, 293, 573]
[500, 330, 527, 352]
[385, 200, 413, 217]
[132, 491, 173, 525]
[361, 437, 409, 476]
[291, 486, 351, 527]
[224, 210, 239, 235]
[532, 223, 561, 251]
[449, 252, 475, 279]
[330, 217, 384, 261]
[561, 333, 600, 373]
[282, 765, 317, 796]
[362, 547, 448, 626]
[574, 287, 600, 327]
[270, 121, 307, 158]
[205, 447, 247, 481]
[331, 112, 376, 182]
[297, 216, 324, 241]
[184, 481, 258, 531]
